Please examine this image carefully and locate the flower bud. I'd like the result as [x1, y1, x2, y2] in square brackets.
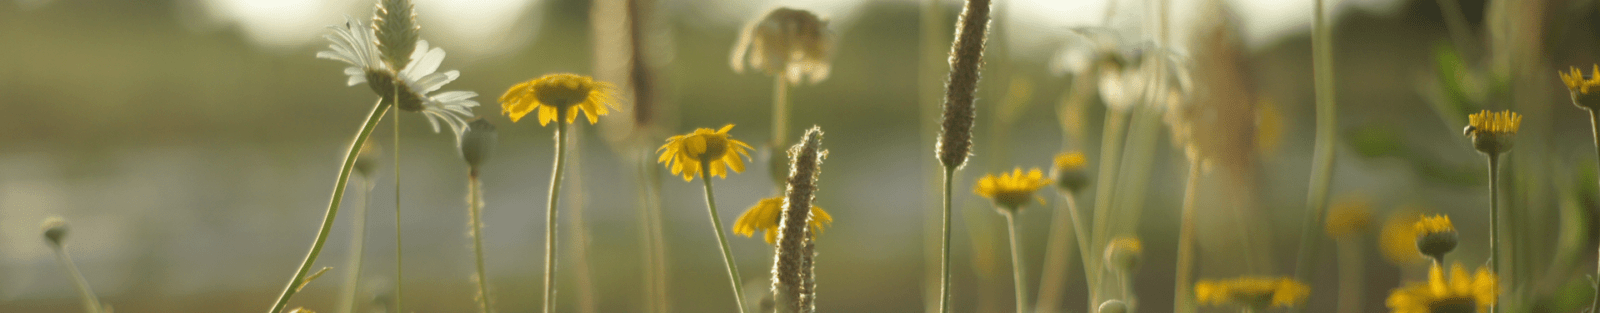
[40, 216, 68, 247]
[1051, 151, 1090, 192]
[459, 119, 497, 169]
[1104, 237, 1143, 273]
[1414, 215, 1458, 262]
[1098, 300, 1128, 313]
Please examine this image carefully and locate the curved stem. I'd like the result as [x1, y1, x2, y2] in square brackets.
[1488, 153, 1500, 313]
[1003, 211, 1028, 313]
[1035, 192, 1089, 312]
[544, 119, 570, 313]
[53, 247, 103, 313]
[1291, 0, 1338, 309]
[939, 166, 956, 313]
[268, 99, 391, 313]
[1089, 108, 1128, 309]
[1174, 159, 1202, 313]
[1589, 109, 1600, 313]
[337, 179, 375, 313]
[700, 162, 749, 313]
[393, 103, 404, 313]
[469, 171, 493, 313]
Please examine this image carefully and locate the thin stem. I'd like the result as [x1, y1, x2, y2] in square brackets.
[469, 171, 493, 313]
[1487, 153, 1500, 313]
[1174, 159, 1202, 313]
[268, 99, 391, 313]
[1588, 109, 1600, 313]
[771, 75, 791, 187]
[939, 166, 956, 313]
[337, 179, 375, 313]
[1035, 192, 1089, 312]
[699, 162, 749, 313]
[1003, 211, 1028, 313]
[1335, 238, 1363, 313]
[1089, 108, 1129, 309]
[637, 150, 670, 313]
[52, 247, 103, 313]
[1119, 271, 1134, 311]
[544, 118, 571, 313]
[1291, 0, 1339, 308]
[393, 106, 404, 313]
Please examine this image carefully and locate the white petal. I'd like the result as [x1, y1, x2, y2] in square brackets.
[432, 91, 476, 102]
[405, 47, 446, 79]
[410, 71, 457, 93]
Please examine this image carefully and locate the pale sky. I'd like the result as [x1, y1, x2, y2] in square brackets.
[180, 0, 1406, 58]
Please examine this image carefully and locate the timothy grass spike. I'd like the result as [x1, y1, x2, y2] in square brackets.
[773, 126, 826, 313]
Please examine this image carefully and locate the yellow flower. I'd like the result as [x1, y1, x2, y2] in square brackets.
[500, 73, 619, 126]
[1324, 196, 1373, 238]
[1380, 209, 1427, 265]
[657, 124, 754, 181]
[1560, 65, 1600, 110]
[973, 167, 1051, 210]
[733, 196, 834, 244]
[1415, 214, 1459, 260]
[1464, 110, 1520, 155]
[1387, 263, 1498, 313]
[1051, 151, 1091, 191]
[1104, 237, 1142, 272]
[1195, 276, 1310, 309]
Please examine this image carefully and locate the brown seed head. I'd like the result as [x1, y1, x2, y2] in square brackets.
[936, 0, 992, 170]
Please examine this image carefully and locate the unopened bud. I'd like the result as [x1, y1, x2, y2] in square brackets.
[40, 216, 68, 247]
[459, 118, 498, 168]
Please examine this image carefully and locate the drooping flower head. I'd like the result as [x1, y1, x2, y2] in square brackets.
[1415, 214, 1458, 261]
[1051, 151, 1091, 192]
[1464, 110, 1520, 155]
[734, 196, 833, 244]
[318, 18, 479, 136]
[1558, 65, 1600, 110]
[1324, 196, 1373, 238]
[730, 7, 834, 84]
[1195, 276, 1310, 310]
[500, 73, 619, 126]
[657, 124, 755, 181]
[1386, 263, 1498, 313]
[974, 167, 1050, 211]
[1103, 236, 1142, 273]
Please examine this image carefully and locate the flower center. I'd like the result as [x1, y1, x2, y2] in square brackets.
[1428, 297, 1476, 313]
[535, 81, 592, 109]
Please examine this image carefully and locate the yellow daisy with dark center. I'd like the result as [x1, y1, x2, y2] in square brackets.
[1386, 263, 1497, 313]
[1195, 276, 1310, 310]
[500, 73, 619, 126]
[657, 124, 755, 181]
[1463, 110, 1520, 155]
[733, 196, 834, 244]
[1559, 65, 1600, 110]
[974, 167, 1051, 211]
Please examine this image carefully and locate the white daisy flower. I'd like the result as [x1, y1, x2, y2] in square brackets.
[316, 16, 387, 89]
[395, 40, 479, 136]
[317, 18, 479, 136]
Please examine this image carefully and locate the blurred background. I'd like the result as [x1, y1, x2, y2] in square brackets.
[3, 0, 1600, 312]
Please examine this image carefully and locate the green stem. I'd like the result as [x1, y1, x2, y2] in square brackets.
[1089, 108, 1128, 309]
[469, 171, 493, 313]
[1589, 109, 1600, 313]
[1035, 192, 1090, 312]
[337, 180, 374, 313]
[1174, 159, 1202, 313]
[1003, 211, 1028, 313]
[544, 118, 570, 313]
[393, 105, 404, 313]
[53, 247, 103, 313]
[771, 76, 791, 187]
[939, 166, 956, 313]
[637, 150, 670, 313]
[699, 162, 749, 313]
[1291, 0, 1338, 308]
[268, 99, 391, 313]
[1488, 153, 1500, 313]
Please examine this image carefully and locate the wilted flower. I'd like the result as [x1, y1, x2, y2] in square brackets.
[730, 7, 834, 84]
